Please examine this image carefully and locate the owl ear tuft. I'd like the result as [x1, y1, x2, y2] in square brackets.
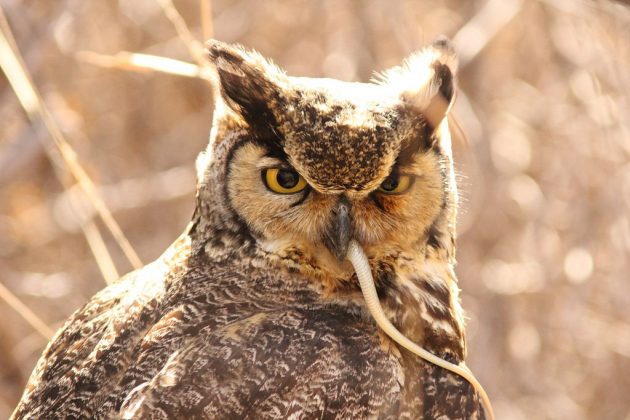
[206, 40, 285, 129]
[376, 36, 457, 130]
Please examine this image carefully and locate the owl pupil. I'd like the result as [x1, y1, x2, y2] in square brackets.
[277, 169, 299, 188]
[380, 174, 399, 191]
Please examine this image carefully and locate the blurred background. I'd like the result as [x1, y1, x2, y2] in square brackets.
[1, 0, 629, 418]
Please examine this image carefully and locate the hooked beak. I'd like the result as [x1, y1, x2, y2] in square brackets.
[323, 196, 352, 261]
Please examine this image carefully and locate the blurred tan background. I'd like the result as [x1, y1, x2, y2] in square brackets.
[1, 0, 629, 418]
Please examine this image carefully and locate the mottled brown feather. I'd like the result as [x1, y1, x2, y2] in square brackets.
[13, 40, 485, 419]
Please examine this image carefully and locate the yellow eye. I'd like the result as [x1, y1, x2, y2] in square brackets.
[262, 168, 308, 194]
[378, 173, 412, 194]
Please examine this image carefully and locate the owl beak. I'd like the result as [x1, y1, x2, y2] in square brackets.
[324, 196, 352, 261]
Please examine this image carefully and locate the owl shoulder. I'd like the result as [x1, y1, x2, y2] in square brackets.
[12, 262, 168, 419]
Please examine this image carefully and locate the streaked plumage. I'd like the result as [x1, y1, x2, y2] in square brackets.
[13, 39, 486, 419]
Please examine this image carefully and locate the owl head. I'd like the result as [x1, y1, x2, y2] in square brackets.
[196, 39, 459, 283]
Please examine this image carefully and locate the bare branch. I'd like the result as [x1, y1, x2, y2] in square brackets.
[453, 0, 524, 67]
[76, 50, 212, 80]
[0, 7, 143, 271]
[200, 0, 214, 41]
[68, 193, 120, 285]
[0, 281, 54, 340]
[156, 0, 206, 66]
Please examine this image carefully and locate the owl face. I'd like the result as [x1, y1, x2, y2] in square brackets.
[206, 40, 457, 278]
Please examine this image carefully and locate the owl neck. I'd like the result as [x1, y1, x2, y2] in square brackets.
[189, 203, 466, 363]
[251, 222, 466, 363]
[370, 245, 467, 363]
[371, 147, 465, 362]
[189, 116, 465, 360]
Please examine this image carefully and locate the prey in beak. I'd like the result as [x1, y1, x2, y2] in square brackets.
[323, 196, 352, 261]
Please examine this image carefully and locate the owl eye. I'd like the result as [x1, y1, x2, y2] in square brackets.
[262, 168, 308, 194]
[378, 172, 412, 194]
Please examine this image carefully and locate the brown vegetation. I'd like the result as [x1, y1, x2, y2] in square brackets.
[1, 0, 629, 418]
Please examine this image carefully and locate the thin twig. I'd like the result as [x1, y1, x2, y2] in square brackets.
[76, 50, 211, 80]
[156, 0, 206, 66]
[82, 221, 119, 284]
[68, 192, 120, 284]
[200, 0, 214, 40]
[21, 165, 196, 243]
[0, 7, 143, 270]
[0, 281, 54, 340]
[0, 7, 123, 286]
[453, 0, 524, 67]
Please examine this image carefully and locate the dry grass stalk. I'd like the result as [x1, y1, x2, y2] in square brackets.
[0, 282, 54, 340]
[452, 0, 524, 66]
[68, 193, 120, 284]
[0, 7, 142, 270]
[157, 0, 206, 66]
[200, 0, 215, 41]
[76, 50, 211, 80]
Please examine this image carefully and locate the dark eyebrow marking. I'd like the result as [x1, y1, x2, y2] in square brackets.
[397, 135, 425, 167]
[396, 117, 435, 167]
[290, 187, 311, 207]
[260, 139, 289, 162]
[369, 192, 385, 211]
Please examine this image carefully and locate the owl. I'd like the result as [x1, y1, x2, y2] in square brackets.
[12, 38, 487, 419]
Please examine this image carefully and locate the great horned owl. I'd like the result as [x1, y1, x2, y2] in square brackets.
[12, 39, 487, 419]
